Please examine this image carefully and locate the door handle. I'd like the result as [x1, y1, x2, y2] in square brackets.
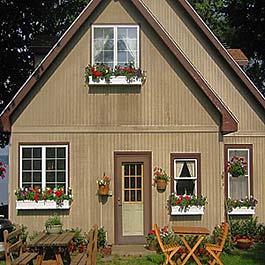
[117, 197, 122, 206]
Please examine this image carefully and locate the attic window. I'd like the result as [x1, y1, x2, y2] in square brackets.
[92, 25, 139, 68]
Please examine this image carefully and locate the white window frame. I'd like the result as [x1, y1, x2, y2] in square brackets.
[91, 25, 140, 67]
[227, 148, 250, 198]
[19, 145, 69, 191]
[173, 158, 198, 195]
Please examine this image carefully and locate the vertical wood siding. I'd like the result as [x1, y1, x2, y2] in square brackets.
[8, 0, 265, 243]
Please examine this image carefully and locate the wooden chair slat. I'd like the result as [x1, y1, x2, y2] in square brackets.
[154, 224, 180, 265]
[205, 223, 229, 265]
[4, 228, 37, 265]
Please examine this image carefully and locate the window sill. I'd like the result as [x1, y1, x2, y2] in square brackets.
[228, 207, 255, 215]
[88, 76, 143, 85]
[16, 200, 71, 210]
[171, 206, 204, 215]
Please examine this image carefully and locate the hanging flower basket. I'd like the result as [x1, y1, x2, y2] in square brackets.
[98, 184, 110, 195]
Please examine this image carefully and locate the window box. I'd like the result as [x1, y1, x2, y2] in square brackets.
[16, 200, 71, 210]
[88, 76, 143, 85]
[228, 207, 255, 215]
[171, 206, 204, 215]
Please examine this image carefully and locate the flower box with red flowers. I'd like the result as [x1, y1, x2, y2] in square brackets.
[15, 187, 72, 210]
[226, 196, 257, 215]
[168, 193, 207, 215]
[85, 63, 145, 85]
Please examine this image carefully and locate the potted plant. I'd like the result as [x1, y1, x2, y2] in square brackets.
[168, 193, 207, 215]
[146, 229, 157, 251]
[153, 167, 170, 190]
[225, 156, 247, 177]
[85, 62, 146, 85]
[236, 237, 253, 249]
[97, 175, 111, 195]
[226, 196, 258, 215]
[97, 227, 112, 257]
[15, 186, 73, 209]
[45, 214, 63, 234]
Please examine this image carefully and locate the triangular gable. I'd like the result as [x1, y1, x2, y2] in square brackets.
[1, 0, 255, 134]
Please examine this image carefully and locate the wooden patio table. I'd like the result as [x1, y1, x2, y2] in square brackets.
[172, 226, 210, 265]
[27, 231, 75, 265]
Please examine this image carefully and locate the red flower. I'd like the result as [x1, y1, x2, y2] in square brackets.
[34, 194, 39, 201]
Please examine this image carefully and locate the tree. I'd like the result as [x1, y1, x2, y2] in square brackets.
[188, 0, 265, 96]
[0, 0, 89, 147]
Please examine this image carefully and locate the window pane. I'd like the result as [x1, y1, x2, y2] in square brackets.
[57, 160, 65, 170]
[46, 172, 55, 182]
[33, 160, 41, 170]
[33, 172, 41, 182]
[33, 148, 41, 158]
[94, 28, 103, 39]
[130, 164, 135, 175]
[57, 172, 66, 182]
[131, 190, 135, 201]
[176, 180, 195, 195]
[22, 148, 32, 158]
[22, 160, 31, 170]
[124, 177, 129, 188]
[230, 176, 248, 199]
[124, 190, 129, 202]
[22, 172, 31, 183]
[137, 177, 141, 188]
[105, 40, 114, 50]
[118, 51, 126, 62]
[127, 28, 137, 39]
[130, 177, 135, 188]
[46, 148, 55, 158]
[124, 164, 129, 175]
[137, 190, 142, 201]
[47, 160, 55, 170]
[57, 148, 65, 158]
[104, 51, 114, 62]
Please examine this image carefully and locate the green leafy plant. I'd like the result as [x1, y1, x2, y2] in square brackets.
[168, 193, 207, 211]
[45, 214, 62, 228]
[153, 167, 170, 182]
[226, 196, 258, 212]
[66, 228, 88, 253]
[97, 227, 107, 249]
[225, 156, 247, 177]
[146, 229, 157, 248]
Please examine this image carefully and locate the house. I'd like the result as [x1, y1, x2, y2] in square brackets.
[0, 0, 264, 245]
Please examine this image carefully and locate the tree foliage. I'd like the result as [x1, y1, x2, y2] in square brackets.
[188, 0, 265, 95]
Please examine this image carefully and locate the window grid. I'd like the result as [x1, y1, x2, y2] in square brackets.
[92, 25, 139, 68]
[20, 145, 68, 191]
[174, 159, 197, 196]
[122, 163, 143, 204]
[227, 148, 250, 199]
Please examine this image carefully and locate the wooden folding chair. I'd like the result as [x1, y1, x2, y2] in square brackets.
[154, 224, 180, 265]
[204, 223, 229, 265]
[4, 228, 37, 265]
[70, 224, 98, 265]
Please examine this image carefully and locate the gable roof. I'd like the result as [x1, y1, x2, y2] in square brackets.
[3, 0, 263, 134]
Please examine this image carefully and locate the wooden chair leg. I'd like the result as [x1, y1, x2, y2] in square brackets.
[207, 249, 223, 265]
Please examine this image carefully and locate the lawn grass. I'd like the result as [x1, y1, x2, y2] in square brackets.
[1, 243, 265, 264]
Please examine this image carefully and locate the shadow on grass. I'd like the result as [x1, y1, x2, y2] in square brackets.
[240, 243, 265, 265]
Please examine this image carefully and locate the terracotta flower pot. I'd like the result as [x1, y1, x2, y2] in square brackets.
[156, 179, 167, 190]
[236, 239, 253, 249]
[98, 184, 109, 195]
[100, 246, 112, 257]
[148, 241, 157, 251]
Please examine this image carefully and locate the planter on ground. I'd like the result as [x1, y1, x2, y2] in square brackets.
[16, 200, 71, 210]
[171, 206, 204, 215]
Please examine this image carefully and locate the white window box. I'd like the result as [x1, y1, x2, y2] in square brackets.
[171, 206, 204, 215]
[88, 76, 143, 85]
[228, 207, 255, 215]
[16, 200, 71, 210]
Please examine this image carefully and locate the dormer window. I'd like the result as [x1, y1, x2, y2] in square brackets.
[92, 25, 139, 68]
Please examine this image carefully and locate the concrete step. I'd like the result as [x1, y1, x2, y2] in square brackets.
[111, 245, 156, 257]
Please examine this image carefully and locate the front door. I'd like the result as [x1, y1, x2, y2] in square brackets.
[114, 152, 152, 244]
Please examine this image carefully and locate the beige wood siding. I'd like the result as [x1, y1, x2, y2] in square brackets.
[142, 0, 265, 133]
[8, 0, 265, 244]
[10, 131, 224, 243]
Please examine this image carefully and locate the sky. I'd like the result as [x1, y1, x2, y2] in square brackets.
[0, 146, 8, 156]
